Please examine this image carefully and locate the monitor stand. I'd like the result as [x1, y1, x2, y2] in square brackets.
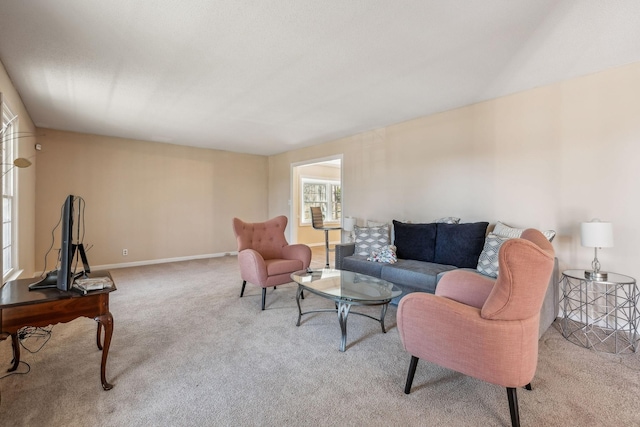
[28, 270, 58, 290]
[28, 244, 91, 291]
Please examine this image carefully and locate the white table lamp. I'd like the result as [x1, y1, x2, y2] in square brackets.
[580, 219, 613, 280]
[343, 217, 357, 242]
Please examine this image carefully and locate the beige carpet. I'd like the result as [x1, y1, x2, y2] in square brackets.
[1, 253, 639, 426]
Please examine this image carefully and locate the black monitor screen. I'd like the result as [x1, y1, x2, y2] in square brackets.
[57, 195, 75, 291]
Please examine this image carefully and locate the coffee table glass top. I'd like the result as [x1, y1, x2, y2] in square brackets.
[291, 269, 401, 302]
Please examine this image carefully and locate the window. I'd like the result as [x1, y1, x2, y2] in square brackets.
[301, 178, 341, 224]
[1, 104, 17, 280]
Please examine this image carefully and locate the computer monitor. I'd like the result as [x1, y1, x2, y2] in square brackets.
[29, 195, 90, 291]
[56, 194, 75, 291]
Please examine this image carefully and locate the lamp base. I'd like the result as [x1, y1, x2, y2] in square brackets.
[584, 270, 608, 281]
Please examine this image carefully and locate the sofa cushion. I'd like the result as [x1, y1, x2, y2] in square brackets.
[354, 224, 390, 256]
[392, 220, 437, 262]
[434, 222, 489, 268]
[380, 259, 457, 294]
[341, 255, 384, 278]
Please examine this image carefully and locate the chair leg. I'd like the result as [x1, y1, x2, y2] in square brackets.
[507, 387, 520, 427]
[524, 383, 532, 391]
[240, 280, 247, 297]
[404, 356, 419, 394]
[261, 288, 267, 310]
[324, 229, 330, 268]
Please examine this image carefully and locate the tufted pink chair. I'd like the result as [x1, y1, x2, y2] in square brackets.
[397, 229, 555, 427]
[233, 216, 312, 310]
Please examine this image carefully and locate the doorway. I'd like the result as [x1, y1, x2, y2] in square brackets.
[290, 155, 343, 246]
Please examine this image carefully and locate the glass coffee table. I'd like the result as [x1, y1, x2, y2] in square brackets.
[291, 269, 401, 352]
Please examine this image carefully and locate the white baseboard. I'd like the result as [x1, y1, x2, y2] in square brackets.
[93, 251, 239, 270]
[307, 241, 341, 248]
[33, 251, 239, 277]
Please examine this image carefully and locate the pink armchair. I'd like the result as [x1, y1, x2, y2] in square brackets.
[233, 216, 312, 310]
[397, 229, 555, 427]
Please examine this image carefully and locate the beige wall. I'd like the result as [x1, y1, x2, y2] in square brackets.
[0, 60, 37, 279]
[269, 62, 640, 281]
[5, 55, 640, 281]
[34, 130, 268, 271]
[293, 163, 341, 246]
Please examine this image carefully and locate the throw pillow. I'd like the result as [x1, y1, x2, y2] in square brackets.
[354, 224, 390, 256]
[367, 245, 398, 264]
[392, 220, 437, 262]
[476, 223, 556, 278]
[434, 217, 460, 224]
[433, 222, 489, 268]
[493, 221, 556, 242]
[476, 233, 510, 278]
[366, 220, 387, 227]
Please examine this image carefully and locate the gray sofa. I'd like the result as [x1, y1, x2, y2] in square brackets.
[335, 221, 559, 337]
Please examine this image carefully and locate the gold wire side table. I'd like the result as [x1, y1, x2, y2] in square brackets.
[559, 270, 638, 354]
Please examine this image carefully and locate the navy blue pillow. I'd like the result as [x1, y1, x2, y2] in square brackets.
[393, 220, 437, 262]
[434, 222, 489, 268]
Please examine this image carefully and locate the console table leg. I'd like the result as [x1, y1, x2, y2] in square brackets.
[8, 333, 20, 372]
[95, 312, 114, 390]
[96, 322, 103, 350]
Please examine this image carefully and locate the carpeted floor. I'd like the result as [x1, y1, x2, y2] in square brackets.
[1, 250, 639, 426]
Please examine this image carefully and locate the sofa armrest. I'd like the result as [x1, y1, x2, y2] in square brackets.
[539, 257, 559, 338]
[283, 244, 312, 269]
[335, 243, 355, 270]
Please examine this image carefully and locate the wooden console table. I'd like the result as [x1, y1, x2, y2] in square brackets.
[0, 271, 116, 390]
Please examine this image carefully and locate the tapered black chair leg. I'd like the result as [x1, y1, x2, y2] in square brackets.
[524, 383, 532, 391]
[404, 356, 419, 394]
[507, 387, 520, 427]
[324, 229, 330, 268]
[261, 288, 267, 310]
[240, 280, 247, 297]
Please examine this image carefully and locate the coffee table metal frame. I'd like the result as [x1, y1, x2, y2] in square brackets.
[291, 269, 401, 352]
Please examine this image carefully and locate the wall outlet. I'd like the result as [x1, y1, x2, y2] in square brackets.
[122, 249, 128, 256]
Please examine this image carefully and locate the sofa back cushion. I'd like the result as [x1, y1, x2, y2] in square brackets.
[434, 222, 489, 268]
[393, 220, 437, 262]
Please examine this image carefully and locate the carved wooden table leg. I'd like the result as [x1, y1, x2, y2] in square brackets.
[8, 333, 20, 372]
[96, 322, 103, 350]
[95, 312, 114, 390]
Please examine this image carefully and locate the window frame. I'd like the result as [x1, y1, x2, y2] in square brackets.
[1, 102, 17, 281]
[300, 177, 341, 225]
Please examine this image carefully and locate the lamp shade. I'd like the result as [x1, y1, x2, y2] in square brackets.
[580, 220, 613, 248]
[343, 217, 356, 232]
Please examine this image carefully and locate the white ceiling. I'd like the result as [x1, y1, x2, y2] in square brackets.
[1, 1, 640, 156]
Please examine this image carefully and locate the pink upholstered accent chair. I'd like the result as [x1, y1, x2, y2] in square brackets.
[397, 229, 555, 427]
[233, 216, 312, 310]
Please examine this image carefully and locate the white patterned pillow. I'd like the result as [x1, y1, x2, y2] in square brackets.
[493, 221, 556, 242]
[354, 224, 390, 256]
[366, 220, 387, 227]
[434, 217, 460, 224]
[476, 233, 510, 278]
